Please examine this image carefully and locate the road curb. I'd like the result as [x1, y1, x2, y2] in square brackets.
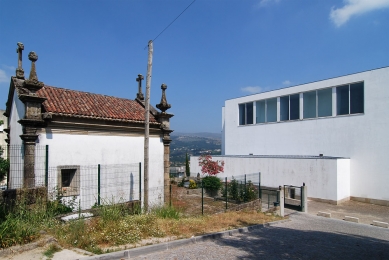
[77, 219, 289, 260]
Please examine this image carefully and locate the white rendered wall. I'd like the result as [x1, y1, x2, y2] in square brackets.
[222, 67, 389, 202]
[9, 90, 24, 146]
[8, 91, 25, 188]
[190, 156, 350, 202]
[38, 132, 165, 209]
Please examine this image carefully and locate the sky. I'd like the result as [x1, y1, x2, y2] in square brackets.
[0, 0, 388, 133]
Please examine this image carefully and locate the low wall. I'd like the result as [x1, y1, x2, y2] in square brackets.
[190, 155, 350, 203]
[0, 186, 47, 209]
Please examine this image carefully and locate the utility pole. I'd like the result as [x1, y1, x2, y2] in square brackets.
[144, 40, 153, 211]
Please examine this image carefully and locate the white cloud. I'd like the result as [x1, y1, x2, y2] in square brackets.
[1, 65, 16, 71]
[330, 0, 389, 27]
[256, 0, 281, 8]
[282, 80, 291, 86]
[241, 86, 263, 94]
[0, 69, 9, 84]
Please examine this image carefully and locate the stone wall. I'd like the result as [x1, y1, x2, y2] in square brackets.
[0, 186, 47, 209]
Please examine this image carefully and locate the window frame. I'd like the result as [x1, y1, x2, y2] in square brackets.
[302, 87, 333, 119]
[255, 98, 277, 124]
[280, 94, 300, 121]
[336, 81, 364, 116]
[57, 165, 80, 196]
[238, 102, 254, 126]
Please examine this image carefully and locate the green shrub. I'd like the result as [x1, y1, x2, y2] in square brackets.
[0, 147, 9, 182]
[0, 193, 58, 249]
[151, 205, 180, 220]
[228, 178, 239, 201]
[245, 181, 258, 201]
[202, 176, 222, 191]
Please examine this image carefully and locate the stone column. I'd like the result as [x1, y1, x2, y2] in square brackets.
[156, 84, 173, 205]
[22, 131, 38, 188]
[18, 51, 46, 188]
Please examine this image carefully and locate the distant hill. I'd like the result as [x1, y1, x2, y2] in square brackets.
[171, 132, 221, 139]
[170, 132, 221, 166]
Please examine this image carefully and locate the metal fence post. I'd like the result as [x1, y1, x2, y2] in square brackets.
[225, 177, 228, 210]
[98, 164, 101, 206]
[201, 179, 204, 215]
[169, 184, 172, 207]
[258, 172, 262, 200]
[139, 162, 142, 204]
[45, 145, 49, 187]
[268, 193, 270, 209]
[301, 182, 308, 213]
[244, 174, 247, 202]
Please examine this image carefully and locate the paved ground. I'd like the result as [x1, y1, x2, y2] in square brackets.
[306, 199, 389, 225]
[2, 200, 389, 259]
[1, 247, 90, 260]
[129, 213, 389, 260]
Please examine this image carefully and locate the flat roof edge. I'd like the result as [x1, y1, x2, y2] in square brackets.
[226, 65, 389, 101]
[193, 155, 350, 159]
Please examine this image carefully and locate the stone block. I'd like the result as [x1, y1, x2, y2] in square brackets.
[372, 221, 388, 228]
[317, 211, 331, 218]
[344, 216, 359, 223]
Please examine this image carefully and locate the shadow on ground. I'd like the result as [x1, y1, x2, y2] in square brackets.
[214, 225, 389, 259]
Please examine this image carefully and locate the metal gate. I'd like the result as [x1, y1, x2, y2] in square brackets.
[284, 185, 302, 211]
[260, 188, 279, 210]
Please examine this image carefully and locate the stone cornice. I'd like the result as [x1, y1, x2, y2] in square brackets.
[19, 94, 47, 104]
[18, 118, 45, 128]
[46, 119, 163, 135]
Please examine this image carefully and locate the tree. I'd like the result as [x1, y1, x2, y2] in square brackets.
[198, 154, 224, 176]
[0, 120, 8, 182]
[0, 147, 9, 182]
[185, 152, 190, 177]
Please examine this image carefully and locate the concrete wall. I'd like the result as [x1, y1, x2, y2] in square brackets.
[190, 155, 350, 203]
[222, 67, 389, 202]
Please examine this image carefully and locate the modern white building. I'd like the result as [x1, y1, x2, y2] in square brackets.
[193, 66, 389, 205]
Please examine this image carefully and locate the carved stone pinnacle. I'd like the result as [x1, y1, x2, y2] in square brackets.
[156, 83, 171, 113]
[17, 42, 24, 52]
[24, 51, 44, 90]
[28, 51, 38, 62]
[136, 74, 144, 100]
[16, 42, 25, 79]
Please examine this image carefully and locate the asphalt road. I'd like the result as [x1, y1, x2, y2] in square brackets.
[127, 212, 389, 260]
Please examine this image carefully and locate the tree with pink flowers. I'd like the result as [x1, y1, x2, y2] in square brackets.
[198, 154, 224, 176]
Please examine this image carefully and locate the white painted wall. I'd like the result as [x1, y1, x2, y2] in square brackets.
[190, 155, 350, 202]
[8, 91, 25, 188]
[222, 67, 389, 202]
[38, 132, 165, 209]
[9, 90, 25, 146]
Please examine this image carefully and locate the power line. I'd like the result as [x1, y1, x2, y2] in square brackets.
[145, 0, 197, 49]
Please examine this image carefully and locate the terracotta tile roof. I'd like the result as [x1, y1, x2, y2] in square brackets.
[36, 85, 158, 123]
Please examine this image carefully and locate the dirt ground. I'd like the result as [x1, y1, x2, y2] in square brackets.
[170, 185, 259, 215]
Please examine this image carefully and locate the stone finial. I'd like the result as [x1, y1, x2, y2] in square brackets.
[156, 83, 171, 113]
[16, 42, 25, 79]
[28, 51, 39, 81]
[24, 51, 44, 90]
[136, 74, 144, 100]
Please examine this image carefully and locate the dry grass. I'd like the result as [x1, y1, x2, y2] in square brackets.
[170, 185, 231, 215]
[157, 210, 282, 239]
[52, 185, 283, 254]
